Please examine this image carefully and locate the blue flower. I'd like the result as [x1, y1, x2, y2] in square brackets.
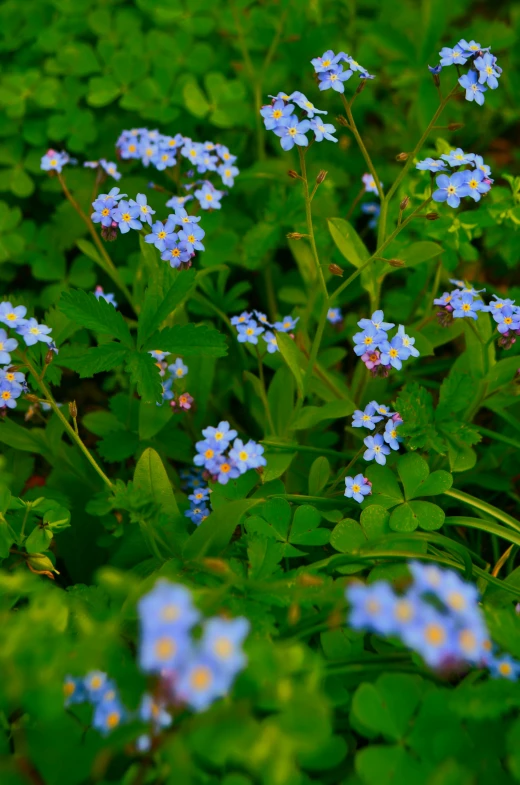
[129, 193, 155, 226]
[188, 487, 210, 504]
[228, 438, 266, 472]
[494, 305, 520, 335]
[274, 315, 299, 332]
[383, 419, 402, 451]
[396, 325, 420, 357]
[474, 52, 500, 89]
[318, 65, 353, 93]
[369, 401, 394, 417]
[0, 367, 25, 390]
[401, 607, 456, 668]
[260, 99, 295, 130]
[202, 421, 238, 451]
[170, 207, 201, 230]
[63, 676, 86, 707]
[362, 173, 383, 195]
[311, 50, 343, 73]
[237, 320, 265, 344]
[432, 172, 470, 208]
[201, 616, 249, 676]
[178, 225, 205, 252]
[457, 39, 486, 55]
[138, 693, 172, 733]
[94, 286, 117, 308]
[211, 455, 241, 485]
[273, 116, 310, 151]
[194, 440, 220, 469]
[41, 149, 69, 173]
[380, 335, 411, 370]
[440, 148, 474, 167]
[97, 186, 126, 203]
[17, 319, 52, 347]
[84, 671, 109, 701]
[439, 45, 468, 66]
[416, 158, 447, 172]
[99, 159, 121, 181]
[154, 150, 177, 170]
[408, 561, 445, 593]
[138, 579, 200, 634]
[262, 331, 279, 353]
[358, 310, 394, 332]
[176, 655, 230, 712]
[149, 349, 170, 362]
[472, 154, 492, 178]
[363, 433, 391, 465]
[464, 168, 491, 202]
[160, 378, 174, 403]
[0, 301, 27, 328]
[451, 292, 483, 320]
[218, 164, 239, 187]
[290, 92, 327, 118]
[166, 195, 194, 210]
[489, 655, 520, 681]
[112, 200, 143, 233]
[309, 119, 338, 143]
[353, 324, 386, 356]
[0, 380, 21, 409]
[327, 307, 342, 324]
[185, 505, 210, 525]
[231, 311, 252, 327]
[459, 70, 487, 105]
[344, 474, 372, 503]
[145, 220, 176, 251]
[346, 581, 397, 635]
[215, 144, 237, 165]
[168, 358, 188, 379]
[352, 405, 384, 430]
[254, 310, 273, 327]
[91, 202, 115, 226]
[195, 183, 223, 210]
[161, 238, 192, 268]
[485, 294, 515, 314]
[428, 64, 442, 75]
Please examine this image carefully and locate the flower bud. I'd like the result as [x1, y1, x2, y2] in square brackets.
[298, 573, 323, 587]
[25, 394, 40, 403]
[26, 553, 59, 579]
[336, 115, 349, 127]
[288, 603, 301, 625]
[426, 212, 439, 221]
[287, 170, 299, 179]
[355, 79, 367, 95]
[69, 401, 78, 419]
[316, 169, 328, 184]
[395, 152, 408, 161]
[101, 224, 118, 242]
[328, 263, 344, 277]
[287, 232, 304, 240]
[388, 258, 406, 268]
[202, 558, 229, 574]
[44, 350, 54, 365]
[448, 122, 464, 131]
[399, 196, 410, 210]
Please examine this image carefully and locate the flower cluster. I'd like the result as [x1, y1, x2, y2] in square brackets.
[351, 401, 403, 468]
[148, 352, 194, 410]
[347, 561, 519, 678]
[40, 149, 73, 174]
[231, 309, 299, 352]
[193, 420, 266, 486]
[434, 39, 501, 105]
[310, 50, 374, 92]
[116, 129, 238, 191]
[417, 149, 493, 208]
[260, 91, 337, 151]
[185, 485, 211, 526]
[434, 281, 520, 349]
[63, 671, 127, 736]
[139, 580, 249, 712]
[353, 310, 419, 376]
[0, 301, 54, 411]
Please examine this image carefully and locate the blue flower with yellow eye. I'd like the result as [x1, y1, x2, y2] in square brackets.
[195, 183, 223, 210]
[384, 418, 402, 451]
[310, 119, 338, 142]
[145, 220, 176, 251]
[327, 307, 342, 324]
[262, 331, 279, 353]
[99, 159, 121, 180]
[463, 168, 491, 202]
[129, 194, 155, 226]
[112, 200, 142, 233]
[274, 315, 299, 332]
[311, 50, 343, 73]
[201, 617, 249, 676]
[202, 421, 237, 451]
[344, 474, 372, 503]
[176, 655, 230, 712]
[459, 70, 487, 105]
[0, 301, 26, 328]
[416, 158, 447, 172]
[439, 45, 467, 66]
[318, 65, 352, 92]
[218, 163, 239, 186]
[169, 357, 188, 379]
[363, 433, 391, 465]
[273, 116, 310, 151]
[178, 225, 205, 252]
[433, 172, 470, 208]
[260, 99, 295, 130]
[237, 320, 264, 344]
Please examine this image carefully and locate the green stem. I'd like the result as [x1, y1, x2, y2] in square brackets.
[297, 147, 328, 301]
[444, 488, 520, 534]
[20, 353, 113, 490]
[57, 173, 136, 314]
[476, 425, 520, 451]
[262, 441, 356, 460]
[328, 445, 366, 493]
[255, 346, 275, 435]
[340, 94, 384, 203]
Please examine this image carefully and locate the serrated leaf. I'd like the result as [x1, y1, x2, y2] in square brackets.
[65, 343, 129, 377]
[125, 351, 163, 404]
[137, 269, 197, 347]
[144, 323, 227, 358]
[59, 289, 133, 347]
[395, 382, 445, 454]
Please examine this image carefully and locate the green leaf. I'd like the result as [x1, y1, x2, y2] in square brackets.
[328, 218, 369, 268]
[144, 323, 227, 358]
[486, 356, 520, 394]
[395, 383, 446, 454]
[255, 498, 292, 541]
[294, 399, 356, 430]
[59, 289, 133, 347]
[134, 448, 180, 519]
[137, 269, 197, 347]
[330, 518, 366, 552]
[397, 453, 454, 500]
[262, 451, 295, 482]
[183, 76, 210, 118]
[351, 674, 422, 741]
[389, 501, 445, 532]
[76, 238, 109, 273]
[44, 507, 71, 530]
[267, 367, 295, 438]
[397, 241, 443, 268]
[125, 351, 163, 404]
[360, 505, 391, 539]
[364, 465, 403, 509]
[183, 499, 260, 560]
[82, 411, 125, 437]
[25, 525, 53, 554]
[97, 431, 139, 462]
[138, 401, 172, 441]
[289, 505, 329, 546]
[65, 343, 129, 377]
[276, 332, 304, 398]
[308, 456, 331, 496]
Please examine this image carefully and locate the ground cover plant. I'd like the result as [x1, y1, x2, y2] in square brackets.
[1, 1, 520, 784]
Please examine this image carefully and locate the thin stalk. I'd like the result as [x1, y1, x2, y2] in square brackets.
[328, 444, 365, 493]
[262, 441, 356, 460]
[476, 425, 520, 451]
[345, 187, 365, 221]
[57, 173, 136, 314]
[340, 94, 384, 203]
[20, 353, 113, 490]
[297, 147, 328, 300]
[255, 346, 275, 434]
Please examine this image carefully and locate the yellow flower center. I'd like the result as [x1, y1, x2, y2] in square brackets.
[205, 449, 214, 459]
[128, 144, 136, 152]
[176, 368, 184, 376]
[64, 682, 75, 697]
[366, 600, 380, 614]
[351, 483, 361, 493]
[190, 666, 212, 690]
[459, 629, 477, 652]
[171, 249, 180, 256]
[102, 208, 110, 216]
[155, 637, 176, 660]
[504, 317, 513, 325]
[188, 234, 195, 243]
[394, 600, 413, 622]
[272, 109, 282, 119]
[6, 373, 14, 381]
[322, 59, 331, 67]
[447, 185, 456, 194]
[447, 591, 466, 611]
[389, 348, 399, 358]
[214, 431, 223, 440]
[462, 303, 471, 312]
[161, 604, 180, 622]
[246, 328, 254, 335]
[141, 206, 148, 213]
[161, 154, 168, 161]
[220, 463, 231, 473]
[158, 231, 166, 239]
[49, 158, 57, 166]
[424, 623, 446, 646]
[364, 336, 373, 345]
[205, 194, 213, 201]
[499, 661, 512, 676]
[90, 676, 102, 689]
[214, 637, 233, 658]
[106, 711, 120, 729]
[122, 213, 131, 222]
[29, 327, 40, 334]
[2, 391, 11, 400]
[288, 127, 297, 136]
[239, 450, 248, 461]
[330, 74, 337, 81]
[469, 179, 478, 189]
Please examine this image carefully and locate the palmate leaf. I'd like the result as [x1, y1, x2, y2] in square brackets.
[125, 350, 163, 404]
[395, 383, 445, 454]
[143, 323, 227, 357]
[65, 343, 129, 378]
[59, 289, 133, 347]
